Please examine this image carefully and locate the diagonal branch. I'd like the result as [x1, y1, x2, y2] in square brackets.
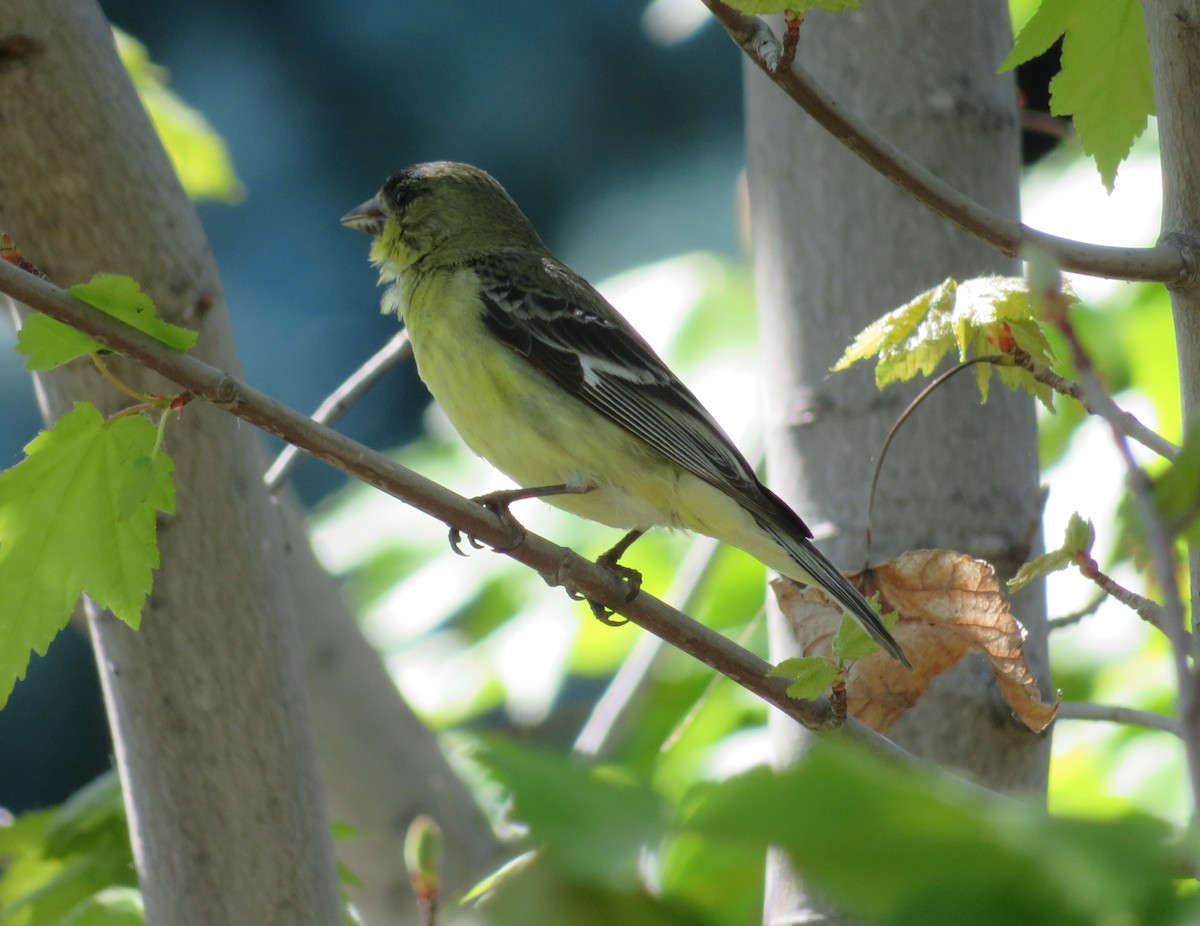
[1057, 701, 1182, 738]
[0, 258, 917, 760]
[700, 0, 1189, 285]
[264, 330, 412, 490]
[1008, 347, 1180, 460]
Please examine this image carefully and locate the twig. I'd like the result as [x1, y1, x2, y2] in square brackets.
[1009, 347, 1180, 460]
[0, 258, 918, 760]
[1074, 553, 1170, 636]
[1019, 109, 1073, 141]
[698, 0, 1188, 285]
[1043, 283, 1200, 815]
[778, 9, 801, 71]
[1047, 592, 1106, 631]
[264, 330, 412, 491]
[1057, 702, 1182, 738]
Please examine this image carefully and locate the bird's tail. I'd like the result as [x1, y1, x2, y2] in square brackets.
[763, 521, 911, 669]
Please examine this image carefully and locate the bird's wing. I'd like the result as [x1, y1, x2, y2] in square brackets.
[472, 253, 812, 540]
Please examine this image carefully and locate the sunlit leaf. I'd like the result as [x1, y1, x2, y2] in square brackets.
[1001, 0, 1153, 190]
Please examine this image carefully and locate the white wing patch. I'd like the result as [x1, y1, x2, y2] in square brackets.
[579, 352, 664, 388]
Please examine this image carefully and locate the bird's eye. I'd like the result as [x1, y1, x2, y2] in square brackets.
[391, 186, 418, 210]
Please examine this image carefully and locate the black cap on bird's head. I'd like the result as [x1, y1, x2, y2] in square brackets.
[341, 161, 544, 254]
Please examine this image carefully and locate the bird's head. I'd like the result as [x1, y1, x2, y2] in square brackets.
[342, 161, 545, 276]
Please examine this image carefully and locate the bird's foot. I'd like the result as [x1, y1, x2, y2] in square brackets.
[572, 529, 645, 626]
[448, 489, 529, 555]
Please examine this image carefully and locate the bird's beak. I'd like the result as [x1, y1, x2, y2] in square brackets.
[341, 195, 386, 235]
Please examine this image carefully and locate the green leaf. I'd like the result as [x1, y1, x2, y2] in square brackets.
[0, 403, 175, 707]
[685, 743, 1185, 925]
[115, 29, 243, 203]
[17, 274, 197, 371]
[834, 607, 894, 662]
[1001, 0, 1153, 190]
[14, 315, 103, 371]
[1008, 512, 1093, 592]
[0, 773, 137, 925]
[478, 856, 706, 926]
[463, 851, 538, 905]
[475, 739, 667, 889]
[403, 815, 443, 896]
[53, 887, 144, 926]
[834, 276, 1063, 407]
[1062, 511, 1095, 556]
[41, 774, 127, 859]
[70, 276, 198, 351]
[768, 657, 838, 700]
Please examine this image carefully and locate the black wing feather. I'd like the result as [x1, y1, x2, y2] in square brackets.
[473, 253, 812, 542]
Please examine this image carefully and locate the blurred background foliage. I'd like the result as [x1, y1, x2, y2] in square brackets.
[0, 1, 1192, 924]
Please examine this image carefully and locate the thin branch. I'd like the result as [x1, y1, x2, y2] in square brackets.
[1074, 553, 1171, 636]
[699, 0, 1189, 285]
[1045, 285, 1200, 814]
[264, 330, 412, 491]
[1019, 109, 1073, 141]
[0, 259, 918, 761]
[1009, 347, 1180, 460]
[1047, 592, 1106, 631]
[1057, 702, 1182, 738]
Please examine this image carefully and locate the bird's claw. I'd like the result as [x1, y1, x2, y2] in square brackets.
[447, 492, 527, 556]
[447, 526, 486, 556]
[581, 555, 642, 626]
[589, 601, 630, 626]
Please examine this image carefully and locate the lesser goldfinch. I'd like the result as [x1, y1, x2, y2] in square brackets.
[343, 161, 908, 667]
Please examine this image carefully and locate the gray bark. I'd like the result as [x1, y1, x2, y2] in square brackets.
[0, 2, 496, 922]
[743, 4, 1050, 922]
[1143, 0, 1200, 809]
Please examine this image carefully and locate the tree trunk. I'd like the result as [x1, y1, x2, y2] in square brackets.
[0, 2, 496, 922]
[742, 4, 1050, 922]
[1142, 0, 1200, 812]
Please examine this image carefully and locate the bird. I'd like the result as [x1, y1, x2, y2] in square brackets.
[342, 161, 909, 667]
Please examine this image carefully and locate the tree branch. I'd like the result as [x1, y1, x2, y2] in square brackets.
[1057, 702, 1182, 738]
[1009, 347, 1180, 460]
[0, 259, 917, 760]
[700, 0, 1189, 285]
[1074, 553, 1171, 636]
[264, 330, 411, 490]
[1044, 283, 1200, 815]
[1047, 592, 1106, 630]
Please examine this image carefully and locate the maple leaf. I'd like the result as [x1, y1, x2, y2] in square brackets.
[0, 403, 174, 707]
[774, 549, 1059, 733]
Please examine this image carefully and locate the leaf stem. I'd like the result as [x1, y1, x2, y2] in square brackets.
[866, 357, 995, 561]
[91, 353, 159, 405]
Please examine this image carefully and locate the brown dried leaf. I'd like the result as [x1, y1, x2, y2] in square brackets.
[773, 549, 1058, 734]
